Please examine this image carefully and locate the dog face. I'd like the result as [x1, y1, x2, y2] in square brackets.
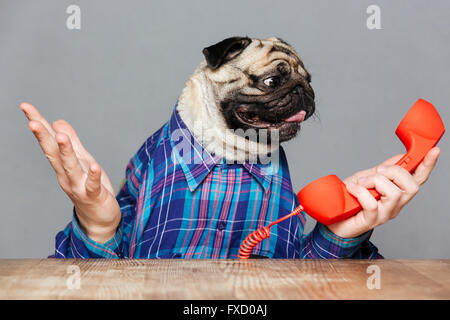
[202, 36, 315, 143]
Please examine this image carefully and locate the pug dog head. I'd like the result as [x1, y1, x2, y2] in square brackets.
[177, 36, 315, 162]
[203, 36, 315, 142]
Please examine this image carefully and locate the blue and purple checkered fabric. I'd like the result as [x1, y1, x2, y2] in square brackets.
[53, 106, 382, 259]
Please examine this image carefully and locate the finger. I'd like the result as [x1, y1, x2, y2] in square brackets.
[345, 181, 379, 226]
[20, 102, 56, 136]
[28, 120, 67, 178]
[376, 165, 419, 197]
[55, 132, 85, 187]
[85, 163, 102, 198]
[380, 154, 405, 166]
[344, 154, 405, 184]
[52, 120, 93, 163]
[413, 147, 441, 185]
[357, 173, 402, 222]
[358, 173, 402, 198]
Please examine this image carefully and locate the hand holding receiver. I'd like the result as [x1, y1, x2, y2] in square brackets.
[297, 99, 445, 226]
[239, 99, 444, 258]
[20, 102, 122, 243]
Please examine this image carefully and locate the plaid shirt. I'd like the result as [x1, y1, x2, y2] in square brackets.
[53, 106, 382, 259]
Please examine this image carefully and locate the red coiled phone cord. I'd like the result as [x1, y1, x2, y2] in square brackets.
[238, 205, 304, 259]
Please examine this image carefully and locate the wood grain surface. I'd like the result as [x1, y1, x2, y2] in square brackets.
[0, 259, 449, 299]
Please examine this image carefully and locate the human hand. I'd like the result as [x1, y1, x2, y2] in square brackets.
[20, 102, 121, 243]
[327, 148, 441, 238]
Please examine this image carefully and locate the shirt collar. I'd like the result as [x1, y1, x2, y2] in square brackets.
[242, 162, 277, 192]
[168, 105, 278, 193]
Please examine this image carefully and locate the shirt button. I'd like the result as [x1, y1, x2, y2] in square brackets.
[217, 220, 226, 231]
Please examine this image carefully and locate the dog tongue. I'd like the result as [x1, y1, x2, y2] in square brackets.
[284, 110, 307, 123]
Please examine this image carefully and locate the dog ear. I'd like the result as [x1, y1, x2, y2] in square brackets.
[202, 37, 252, 69]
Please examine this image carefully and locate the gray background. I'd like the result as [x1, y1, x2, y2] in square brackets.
[1, 0, 449, 258]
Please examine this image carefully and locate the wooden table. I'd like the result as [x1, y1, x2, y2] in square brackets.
[0, 259, 449, 299]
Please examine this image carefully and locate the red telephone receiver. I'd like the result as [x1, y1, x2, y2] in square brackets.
[238, 99, 445, 259]
[297, 99, 445, 225]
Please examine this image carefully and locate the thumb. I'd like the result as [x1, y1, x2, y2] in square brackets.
[85, 163, 102, 198]
[379, 154, 404, 167]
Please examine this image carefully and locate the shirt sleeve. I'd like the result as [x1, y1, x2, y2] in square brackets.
[51, 138, 151, 259]
[300, 222, 383, 259]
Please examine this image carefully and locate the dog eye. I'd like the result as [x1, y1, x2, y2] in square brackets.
[263, 76, 281, 88]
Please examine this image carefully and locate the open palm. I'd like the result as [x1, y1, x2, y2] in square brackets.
[20, 102, 121, 243]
